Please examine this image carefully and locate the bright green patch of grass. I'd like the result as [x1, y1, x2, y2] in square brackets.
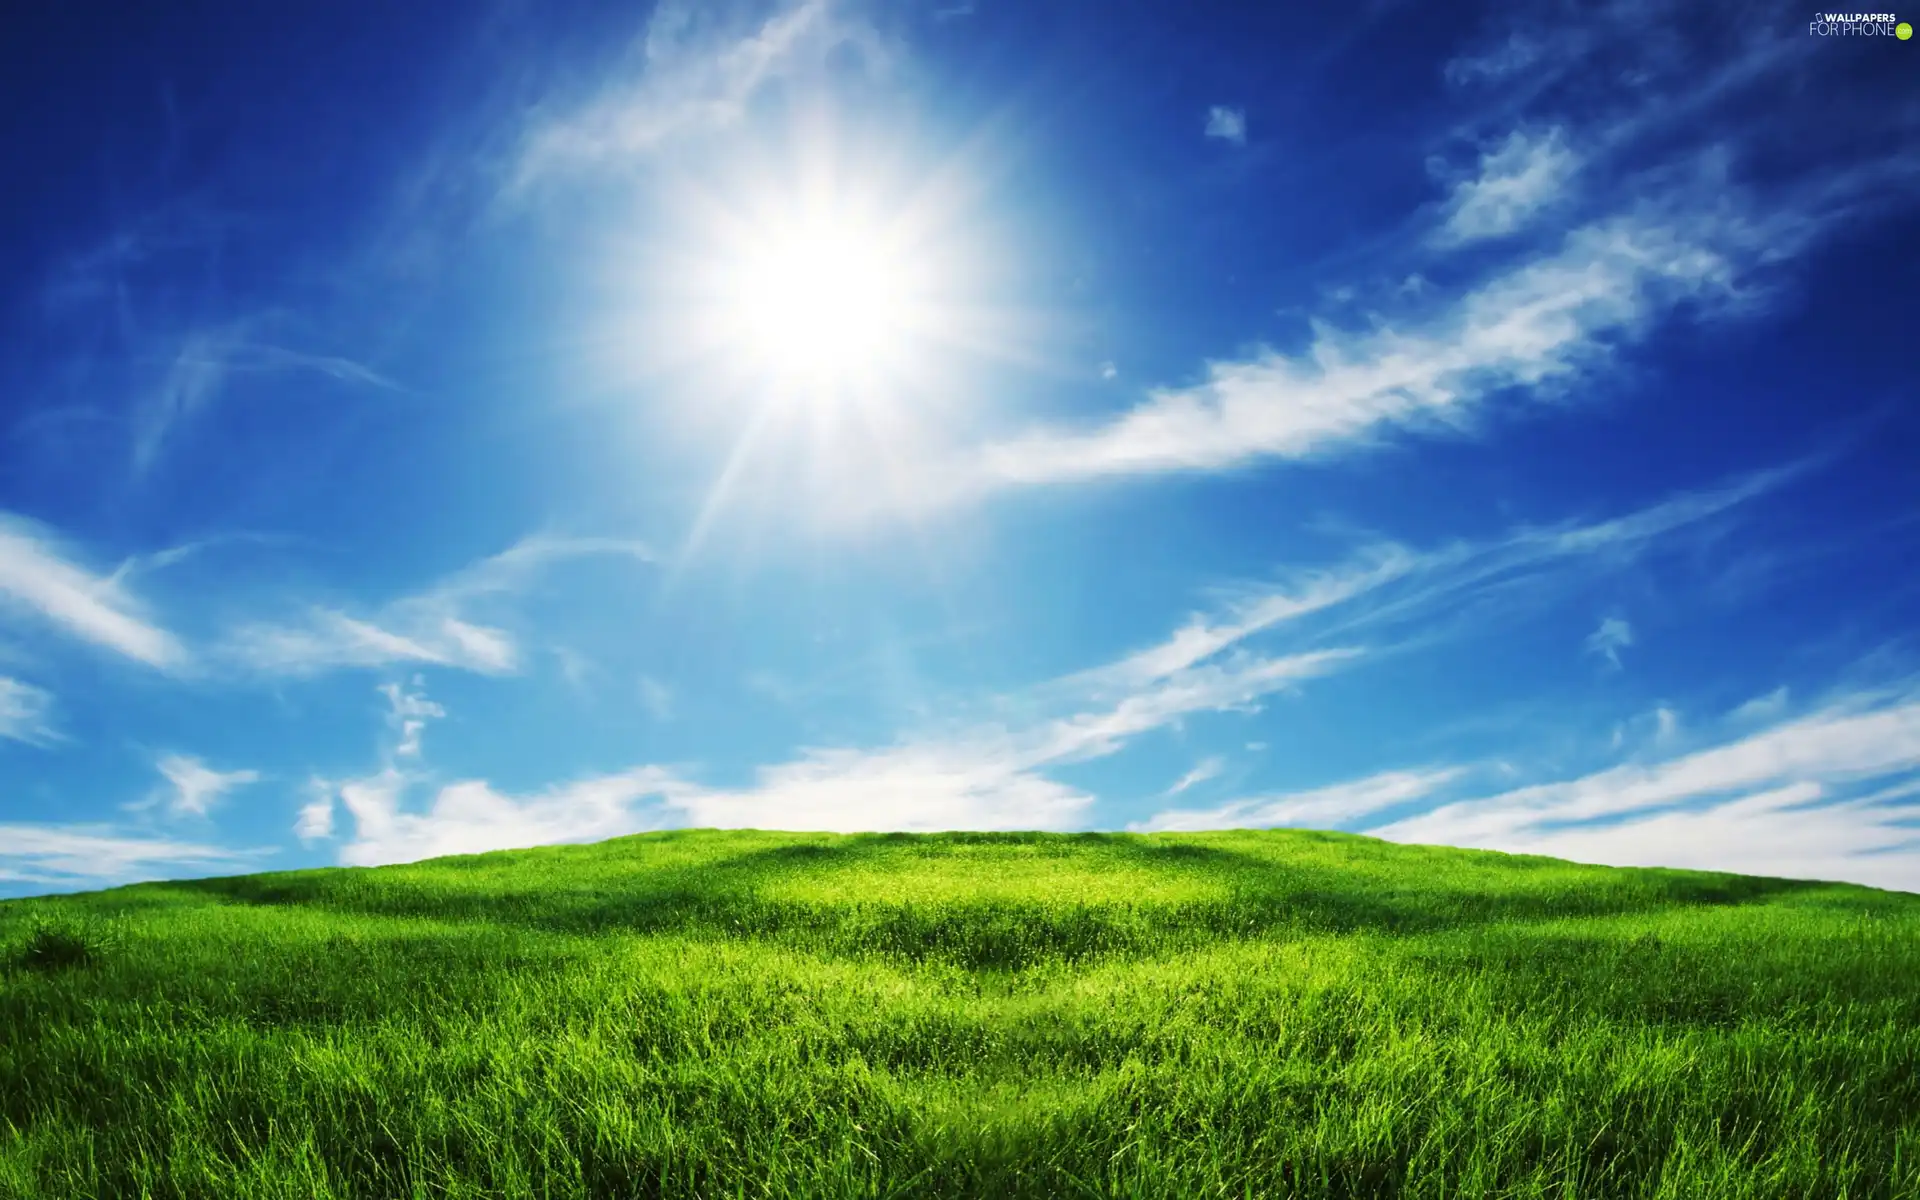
[1, 829, 1916, 1198]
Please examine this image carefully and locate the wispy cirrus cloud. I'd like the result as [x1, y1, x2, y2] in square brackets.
[313, 459, 1824, 868]
[905, 3, 1916, 506]
[1082, 461, 1801, 695]
[513, 0, 889, 187]
[1586, 615, 1632, 669]
[1433, 126, 1578, 245]
[134, 323, 401, 475]
[974, 208, 1741, 487]
[1372, 691, 1920, 891]
[223, 535, 655, 678]
[0, 515, 186, 670]
[0, 824, 262, 892]
[321, 608, 1361, 864]
[1163, 756, 1226, 798]
[0, 678, 60, 746]
[1131, 688, 1920, 892]
[1135, 766, 1467, 834]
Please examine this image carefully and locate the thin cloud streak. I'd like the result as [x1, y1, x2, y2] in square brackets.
[1372, 693, 1920, 891]
[134, 326, 401, 475]
[974, 209, 1739, 486]
[223, 535, 655, 678]
[513, 0, 888, 187]
[1134, 767, 1467, 834]
[325, 638, 1361, 863]
[0, 515, 186, 669]
[0, 824, 262, 892]
[1084, 461, 1801, 695]
[0, 678, 60, 746]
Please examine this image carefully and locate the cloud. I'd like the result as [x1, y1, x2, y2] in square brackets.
[1443, 31, 1545, 86]
[294, 782, 335, 844]
[1081, 462, 1799, 696]
[973, 208, 1740, 487]
[514, 0, 888, 186]
[1434, 126, 1578, 245]
[1731, 686, 1790, 724]
[381, 677, 445, 759]
[223, 535, 654, 678]
[1204, 106, 1247, 146]
[886, 5, 1915, 509]
[134, 325, 400, 475]
[227, 612, 517, 676]
[333, 768, 684, 868]
[1164, 756, 1225, 797]
[1370, 693, 1920, 891]
[1586, 614, 1633, 668]
[325, 608, 1362, 864]
[1135, 767, 1466, 833]
[0, 824, 260, 892]
[0, 678, 60, 746]
[0, 515, 186, 669]
[153, 754, 261, 818]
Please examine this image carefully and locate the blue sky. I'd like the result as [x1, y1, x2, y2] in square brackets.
[3, 0, 1919, 896]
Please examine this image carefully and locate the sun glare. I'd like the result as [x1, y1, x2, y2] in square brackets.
[717, 209, 925, 392]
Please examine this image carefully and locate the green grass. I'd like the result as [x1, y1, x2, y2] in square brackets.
[2, 829, 1917, 1199]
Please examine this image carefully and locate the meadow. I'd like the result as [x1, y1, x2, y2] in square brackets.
[1, 828, 1917, 1199]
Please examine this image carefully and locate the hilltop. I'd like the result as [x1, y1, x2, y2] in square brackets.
[2, 829, 1916, 1198]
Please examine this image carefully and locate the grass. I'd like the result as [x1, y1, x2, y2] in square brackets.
[1, 829, 1917, 1199]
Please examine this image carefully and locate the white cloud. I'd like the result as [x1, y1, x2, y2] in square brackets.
[223, 535, 654, 678]
[325, 595, 1362, 863]
[0, 515, 185, 669]
[381, 677, 445, 759]
[154, 754, 261, 818]
[294, 782, 335, 843]
[1204, 106, 1247, 146]
[1086, 547, 1415, 688]
[514, 0, 888, 186]
[1731, 686, 1790, 724]
[134, 324, 399, 475]
[1586, 614, 1633, 668]
[861, 6, 1913, 512]
[1164, 756, 1225, 797]
[227, 612, 516, 676]
[311, 463, 1814, 869]
[1080, 463, 1796, 697]
[333, 768, 684, 868]
[0, 824, 260, 892]
[1370, 693, 1920, 891]
[1653, 705, 1680, 743]
[1434, 127, 1579, 245]
[974, 209, 1739, 487]
[0, 678, 59, 746]
[1135, 767, 1466, 833]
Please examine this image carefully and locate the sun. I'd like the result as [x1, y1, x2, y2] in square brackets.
[714, 205, 928, 394]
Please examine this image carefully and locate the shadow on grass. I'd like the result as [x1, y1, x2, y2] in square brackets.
[140, 830, 1864, 972]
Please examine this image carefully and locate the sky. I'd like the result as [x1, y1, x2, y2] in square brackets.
[2, 0, 1919, 897]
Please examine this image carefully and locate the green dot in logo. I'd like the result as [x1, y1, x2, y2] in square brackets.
[1900, 20, 1914, 38]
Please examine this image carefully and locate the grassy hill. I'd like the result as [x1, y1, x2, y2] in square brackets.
[1, 829, 1917, 1199]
